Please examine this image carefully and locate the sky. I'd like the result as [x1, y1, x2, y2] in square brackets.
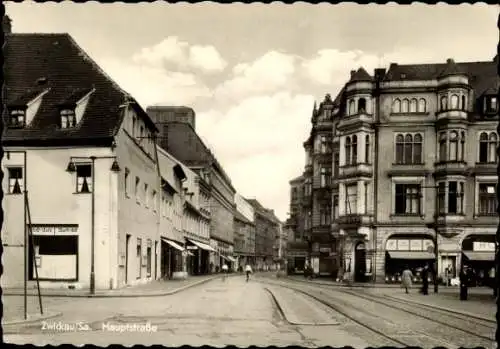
[6, 2, 500, 221]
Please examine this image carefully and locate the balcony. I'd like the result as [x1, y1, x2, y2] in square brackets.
[433, 161, 467, 177]
[337, 111, 373, 130]
[339, 163, 373, 180]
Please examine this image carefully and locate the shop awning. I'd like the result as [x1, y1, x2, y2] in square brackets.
[223, 255, 237, 263]
[462, 251, 494, 262]
[161, 237, 184, 252]
[387, 251, 435, 260]
[187, 238, 216, 252]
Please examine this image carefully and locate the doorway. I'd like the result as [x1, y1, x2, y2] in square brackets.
[125, 234, 131, 284]
[354, 242, 366, 282]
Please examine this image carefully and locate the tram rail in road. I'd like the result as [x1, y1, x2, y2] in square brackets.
[256, 275, 496, 348]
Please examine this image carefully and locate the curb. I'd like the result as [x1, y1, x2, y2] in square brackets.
[3, 311, 62, 326]
[2, 276, 220, 298]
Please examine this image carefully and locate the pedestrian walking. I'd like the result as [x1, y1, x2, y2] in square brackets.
[401, 266, 413, 294]
[221, 263, 228, 281]
[245, 264, 253, 282]
[420, 264, 429, 295]
[460, 265, 470, 301]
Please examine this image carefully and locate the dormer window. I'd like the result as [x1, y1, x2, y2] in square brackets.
[61, 108, 77, 128]
[484, 96, 498, 114]
[9, 108, 26, 128]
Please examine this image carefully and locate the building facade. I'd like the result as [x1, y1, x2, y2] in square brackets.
[2, 31, 162, 290]
[295, 56, 499, 284]
[233, 193, 257, 270]
[147, 107, 237, 272]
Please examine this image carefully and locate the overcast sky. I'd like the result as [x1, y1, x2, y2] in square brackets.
[6, 2, 499, 221]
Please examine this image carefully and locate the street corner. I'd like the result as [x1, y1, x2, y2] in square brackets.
[264, 285, 341, 326]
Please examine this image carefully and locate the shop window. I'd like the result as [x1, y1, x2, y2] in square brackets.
[395, 184, 421, 215]
[8, 167, 23, 194]
[76, 164, 92, 193]
[29, 235, 78, 281]
[345, 184, 358, 215]
[479, 183, 497, 215]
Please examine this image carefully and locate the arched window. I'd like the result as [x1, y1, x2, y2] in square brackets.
[418, 98, 426, 113]
[404, 134, 413, 163]
[450, 94, 459, 110]
[413, 133, 423, 164]
[358, 98, 366, 112]
[489, 133, 498, 163]
[345, 136, 352, 165]
[479, 132, 489, 163]
[365, 135, 370, 163]
[401, 99, 409, 113]
[461, 95, 467, 111]
[409, 98, 417, 113]
[439, 132, 447, 162]
[460, 131, 466, 161]
[348, 100, 355, 115]
[352, 135, 358, 165]
[392, 99, 401, 113]
[440, 96, 448, 111]
[395, 134, 404, 164]
[449, 131, 458, 161]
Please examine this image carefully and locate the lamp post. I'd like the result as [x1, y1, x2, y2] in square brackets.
[423, 184, 440, 294]
[66, 155, 121, 294]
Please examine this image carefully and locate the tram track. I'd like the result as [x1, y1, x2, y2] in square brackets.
[256, 276, 495, 348]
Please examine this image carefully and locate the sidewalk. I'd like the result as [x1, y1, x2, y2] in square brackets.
[2, 274, 221, 298]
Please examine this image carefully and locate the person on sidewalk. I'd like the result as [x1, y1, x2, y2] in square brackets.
[401, 266, 413, 294]
[221, 263, 229, 281]
[245, 264, 253, 282]
[460, 265, 470, 301]
[420, 264, 429, 295]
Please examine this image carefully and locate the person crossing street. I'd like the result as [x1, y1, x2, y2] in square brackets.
[245, 264, 253, 282]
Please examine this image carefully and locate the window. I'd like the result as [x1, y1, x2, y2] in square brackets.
[139, 125, 144, 140]
[320, 136, 328, 153]
[352, 135, 358, 164]
[124, 168, 130, 197]
[345, 184, 358, 214]
[440, 96, 448, 111]
[349, 100, 355, 115]
[320, 167, 331, 187]
[10, 109, 26, 128]
[135, 176, 140, 201]
[333, 152, 339, 178]
[447, 181, 464, 214]
[144, 183, 149, 206]
[450, 94, 459, 110]
[449, 131, 458, 161]
[60, 109, 76, 128]
[479, 183, 497, 215]
[395, 133, 423, 164]
[320, 204, 331, 225]
[365, 135, 370, 163]
[409, 98, 417, 113]
[460, 131, 466, 161]
[76, 164, 92, 193]
[8, 167, 23, 194]
[401, 99, 409, 113]
[395, 184, 421, 215]
[345, 137, 352, 165]
[358, 98, 366, 112]
[461, 95, 467, 111]
[333, 195, 339, 219]
[146, 239, 152, 277]
[152, 190, 157, 212]
[479, 132, 498, 163]
[485, 96, 498, 114]
[137, 238, 142, 279]
[418, 98, 426, 113]
[132, 116, 137, 137]
[437, 182, 446, 214]
[439, 132, 447, 161]
[392, 99, 401, 113]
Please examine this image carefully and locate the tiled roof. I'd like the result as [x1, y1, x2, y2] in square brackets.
[383, 59, 498, 96]
[2, 33, 155, 147]
[349, 67, 373, 82]
[438, 58, 466, 77]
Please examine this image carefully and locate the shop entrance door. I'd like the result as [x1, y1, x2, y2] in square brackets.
[354, 242, 366, 282]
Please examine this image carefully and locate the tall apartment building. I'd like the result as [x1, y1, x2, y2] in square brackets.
[285, 175, 308, 272]
[297, 56, 499, 283]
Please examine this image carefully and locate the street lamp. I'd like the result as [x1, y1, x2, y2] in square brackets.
[66, 155, 121, 294]
[423, 184, 440, 294]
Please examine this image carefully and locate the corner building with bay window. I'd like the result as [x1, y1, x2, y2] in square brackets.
[299, 55, 499, 284]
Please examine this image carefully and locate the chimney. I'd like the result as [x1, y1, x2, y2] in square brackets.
[3, 15, 12, 34]
[374, 68, 386, 82]
[446, 58, 455, 64]
[350, 70, 356, 78]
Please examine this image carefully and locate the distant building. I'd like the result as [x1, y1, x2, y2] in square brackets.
[285, 175, 308, 273]
[233, 193, 256, 270]
[147, 107, 237, 271]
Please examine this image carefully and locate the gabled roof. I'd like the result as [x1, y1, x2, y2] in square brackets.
[383, 59, 497, 96]
[349, 67, 373, 82]
[2, 33, 156, 147]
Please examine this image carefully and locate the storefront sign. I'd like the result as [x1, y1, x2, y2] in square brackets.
[410, 240, 423, 251]
[319, 247, 331, 253]
[386, 239, 398, 251]
[30, 225, 78, 235]
[423, 240, 434, 250]
[397, 239, 409, 251]
[473, 242, 495, 252]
